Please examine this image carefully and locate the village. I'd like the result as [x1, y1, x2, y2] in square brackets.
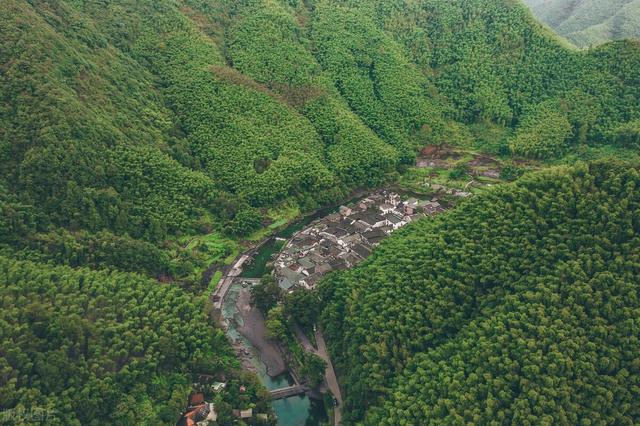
[201, 146, 501, 426]
[273, 189, 468, 292]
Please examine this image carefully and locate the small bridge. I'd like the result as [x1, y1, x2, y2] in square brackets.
[270, 385, 309, 400]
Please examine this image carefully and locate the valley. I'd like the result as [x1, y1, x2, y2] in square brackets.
[1, 0, 639, 425]
[208, 148, 508, 424]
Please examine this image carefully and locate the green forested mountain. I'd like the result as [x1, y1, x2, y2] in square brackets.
[2, 0, 640, 424]
[523, 0, 640, 47]
[0, 256, 271, 425]
[2, 0, 640, 260]
[313, 160, 640, 424]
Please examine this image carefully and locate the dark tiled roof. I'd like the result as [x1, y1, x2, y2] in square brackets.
[363, 229, 385, 239]
[385, 213, 403, 224]
[352, 244, 371, 259]
[329, 259, 348, 270]
[323, 226, 349, 238]
[315, 263, 333, 274]
[353, 211, 386, 225]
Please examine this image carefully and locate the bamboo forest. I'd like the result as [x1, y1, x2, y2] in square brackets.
[1, 0, 639, 424]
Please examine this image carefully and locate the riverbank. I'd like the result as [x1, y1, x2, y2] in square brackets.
[235, 285, 287, 377]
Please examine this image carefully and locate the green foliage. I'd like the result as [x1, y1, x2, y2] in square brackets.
[225, 0, 403, 188]
[2, 0, 640, 260]
[2, 0, 640, 422]
[509, 103, 574, 159]
[606, 119, 640, 148]
[284, 289, 322, 330]
[0, 256, 245, 425]
[265, 306, 287, 340]
[448, 163, 469, 180]
[316, 160, 640, 423]
[250, 274, 283, 314]
[0, 0, 215, 244]
[12, 229, 170, 276]
[499, 162, 526, 181]
[310, 1, 447, 160]
[301, 353, 326, 388]
[225, 207, 263, 237]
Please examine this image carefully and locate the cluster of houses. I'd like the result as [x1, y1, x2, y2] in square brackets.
[177, 392, 218, 426]
[176, 380, 269, 426]
[274, 191, 447, 291]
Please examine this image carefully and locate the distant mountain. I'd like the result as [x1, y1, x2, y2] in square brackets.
[523, 0, 640, 47]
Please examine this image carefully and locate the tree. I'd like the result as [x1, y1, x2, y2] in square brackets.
[301, 354, 326, 387]
[225, 208, 263, 237]
[314, 160, 640, 424]
[250, 275, 283, 314]
[284, 289, 321, 329]
[265, 306, 287, 340]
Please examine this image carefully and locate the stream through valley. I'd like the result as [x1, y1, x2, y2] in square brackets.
[220, 206, 339, 425]
[221, 282, 327, 425]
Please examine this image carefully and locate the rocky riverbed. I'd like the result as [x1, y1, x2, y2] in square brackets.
[234, 285, 287, 377]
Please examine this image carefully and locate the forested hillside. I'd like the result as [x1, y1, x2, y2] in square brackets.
[310, 161, 640, 424]
[2, 0, 640, 424]
[2, 0, 640, 270]
[0, 256, 271, 425]
[524, 0, 640, 47]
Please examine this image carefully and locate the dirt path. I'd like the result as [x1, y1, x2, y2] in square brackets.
[314, 329, 343, 425]
[293, 324, 343, 423]
[293, 324, 315, 352]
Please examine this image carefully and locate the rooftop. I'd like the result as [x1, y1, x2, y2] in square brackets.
[351, 210, 386, 225]
[298, 257, 315, 269]
[323, 226, 349, 238]
[385, 213, 404, 224]
[352, 243, 371, 259]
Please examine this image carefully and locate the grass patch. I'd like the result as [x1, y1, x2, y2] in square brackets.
[267, 201, 301, 226]
[245, 200, 301, 242]
[207, 270, 223, 296]
[169, 232, 239, 283]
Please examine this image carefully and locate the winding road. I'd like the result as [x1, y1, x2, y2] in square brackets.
[315, 329, 343, 425]
[294, 325, 343, 425]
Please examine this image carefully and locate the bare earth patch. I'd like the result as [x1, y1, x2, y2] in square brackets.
[235, 287, 287, 377]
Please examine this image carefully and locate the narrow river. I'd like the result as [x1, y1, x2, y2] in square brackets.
[221, 282, 327, 425]
[221, 206, 341, 425]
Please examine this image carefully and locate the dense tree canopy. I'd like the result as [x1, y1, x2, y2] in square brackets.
[313, 161, 640, 424]
[0, 256, 272, 425]
[2, 0, 640, 423]
[2, 0, 639, 262]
